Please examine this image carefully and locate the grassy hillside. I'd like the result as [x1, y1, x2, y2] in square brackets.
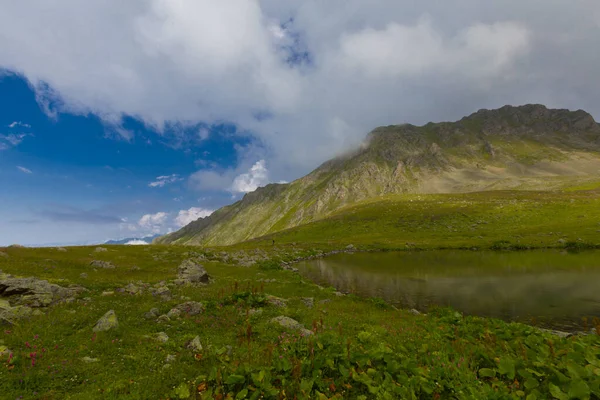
[232, 186, 600, 252]
[1, 245, 599, 399]
[157, 104, 600, 247]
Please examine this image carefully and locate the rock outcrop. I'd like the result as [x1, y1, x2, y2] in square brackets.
[176, 260, 210, 285]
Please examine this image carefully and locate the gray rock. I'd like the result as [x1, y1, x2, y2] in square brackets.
[94, 247, 108, 252]
[0, 345, 12, 357]
[165, 354, 176, 363]
[177, 259, 210, 285]
[56, 247, 67, 252]
[266, 295, 287, 308]
[186, 336, 203, 352]
[270, 316, 314, 336]
[144, 308, 160, 320]
[166, 308, 182, 319]
[156, 315, 170, 324]
[89, 260, 116, 269]
[155, 332, 169, 343]
[346, 244, 355, 251]
[93, 310, 118, 332]
[82, 357, 99, 363]
[123, 283, 142, 295]
[409, 309, 422, 316]
[173, 301, 204, 316]
[150, 286, 172, 301]
[334, 292, 345, 297]
[301, 297, 314, 308]
[0, 275, 84, 308]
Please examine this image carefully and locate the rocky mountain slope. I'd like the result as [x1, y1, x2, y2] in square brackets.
[156, 104, 600, 246]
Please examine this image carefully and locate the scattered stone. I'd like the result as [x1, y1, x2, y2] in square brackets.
[155, 332, 169, 343]
[156, 315, 171, 324]
[122, 283, 142, 295]
[266, 295, 287, 308]
[0, 345, 12, 357]
[176, 259, 210, 285]
[101, 291, 114, 297]
[130, 265, 141, 271]
[56, 247, 67, 252]
[81, 357, 99, 363]
[319, 299, 331, 305]
[186, 336, 203, 353]
[557, 239, 567, 245]
[301, 297, 314, 308]
[270, 316, 313, 336]
[346, 244, 355, 251]
[93, 310, 118, 332]
[94, 247, 108, 252]
[409, 309, 422, 316]
[334, 292, 345, 297]
[0, 275, 85, 308]
[89, 260, 116, 269]
[144, 308, 160, 320]
[165, 354, 176, 363]
[167, 308, 182, 319]
[539, 328, 573, 338]
[80, 273, 88, 279]
[173, 301, 204, 316]
[150, 286, 172, 301]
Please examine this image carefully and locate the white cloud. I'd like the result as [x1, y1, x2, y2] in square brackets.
[17, 166, 33, 174]
[0, 1, 599, 187]
[230, 160, 269, 193]
[8, 121, 31, 129]
[125, 239, 148, 245]
[0, 133, 29, 149]
[138, 211, 168, 233]
[148, 174, 183, 188]
[175, 207, 214, 227]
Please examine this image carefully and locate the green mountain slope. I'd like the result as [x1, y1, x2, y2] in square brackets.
[156, 104, 600, 246]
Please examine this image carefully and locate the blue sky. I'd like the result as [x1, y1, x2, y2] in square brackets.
[1, 1, 599, 245]
[0, 73, 261, 245]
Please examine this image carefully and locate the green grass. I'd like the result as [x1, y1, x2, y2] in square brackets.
[244, 189, 600, 251]
[0, 243, 599, 399]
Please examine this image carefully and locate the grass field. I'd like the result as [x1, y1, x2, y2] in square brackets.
[1, 188, 600, 399]
[243, 189, 600, 251]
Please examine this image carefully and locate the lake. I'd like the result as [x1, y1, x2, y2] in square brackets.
[296, 250, 600, 331]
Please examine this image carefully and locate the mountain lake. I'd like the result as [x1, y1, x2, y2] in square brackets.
[297, 249, 600, 331]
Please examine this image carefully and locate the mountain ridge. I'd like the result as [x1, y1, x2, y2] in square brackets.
[156, 104, 600, 246]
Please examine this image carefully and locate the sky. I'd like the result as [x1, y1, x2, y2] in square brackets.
[1, 0, 600, 246]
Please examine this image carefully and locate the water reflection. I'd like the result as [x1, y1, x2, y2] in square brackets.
[297, 250, 600, 330]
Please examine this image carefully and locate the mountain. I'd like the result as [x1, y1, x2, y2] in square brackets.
[105, 234, 162, 245]
[156, 104, 600, 246]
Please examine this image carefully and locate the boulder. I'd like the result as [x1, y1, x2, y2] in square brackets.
[122, 283, 142, 295]
[173, 301, 204, 316]
[301, 297, 314, 308]
[93, 310, 118, 332]
[177, 259, 210, 285]
[156, 315, 171, 324]
[270, 316, 313, 336]
[266, 295, 287, 308]
[0, 275, 84, 308]
[186, 336, 203, 353]
[166, 308, 182, 319]
[150, 286, 172, 301]
[144, 308, 160, 320]
[0, 345, 12, 357]
[155, 332, 169, 343]
[89, 260, 116, 269]
[56, 247, 67, 252]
